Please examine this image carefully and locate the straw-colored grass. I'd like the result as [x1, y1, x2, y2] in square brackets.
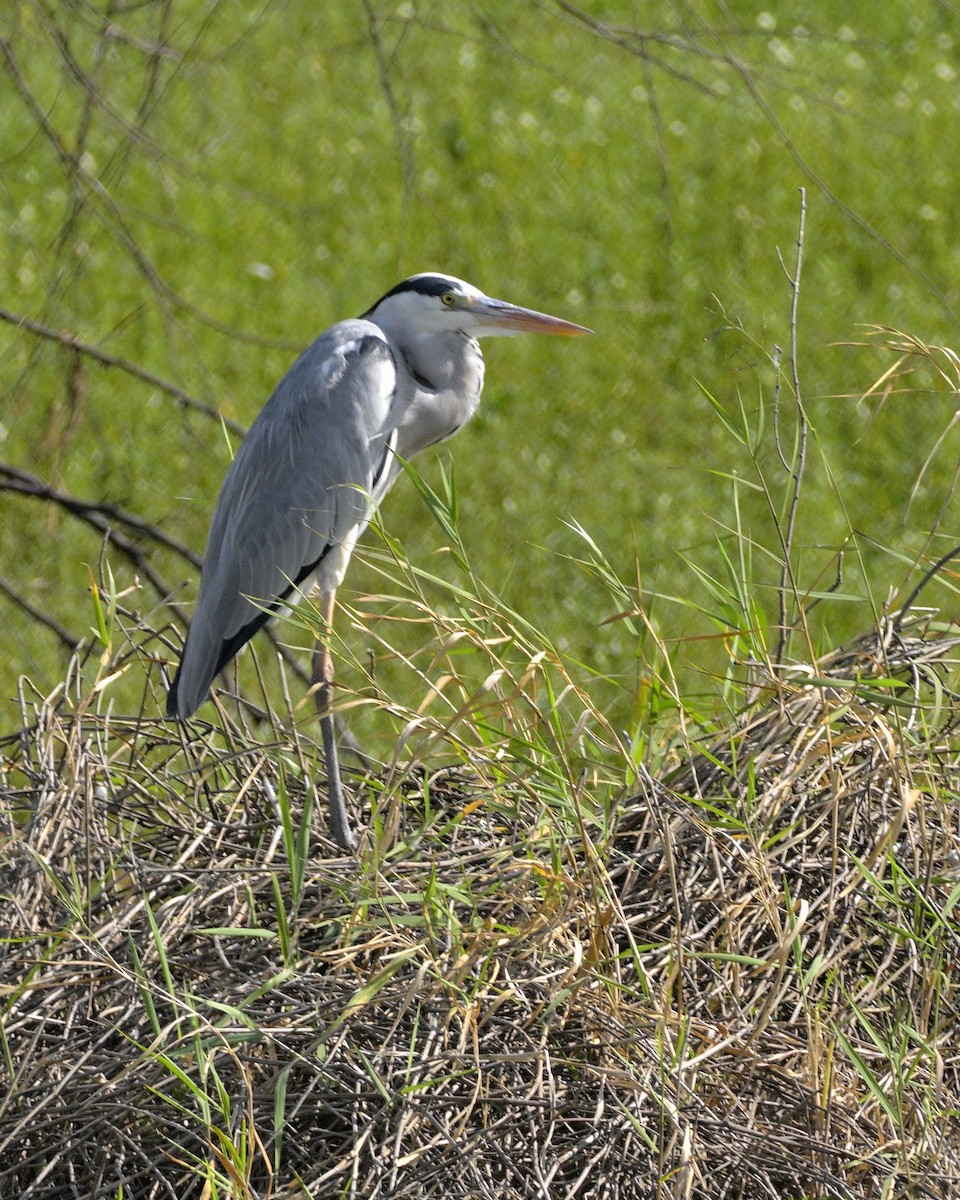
[2, 584, 959, 1199]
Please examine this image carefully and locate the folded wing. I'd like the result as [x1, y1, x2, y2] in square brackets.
[167, 322, 399, 718]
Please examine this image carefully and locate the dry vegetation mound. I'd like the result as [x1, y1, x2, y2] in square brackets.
[1, 612, 959, 1198]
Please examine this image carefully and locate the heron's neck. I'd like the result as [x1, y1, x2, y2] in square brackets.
[394, 331, 485, 458]
[399, 329, 478, 391]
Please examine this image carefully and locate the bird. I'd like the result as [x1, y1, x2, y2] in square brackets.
[166, 271, 590, 851]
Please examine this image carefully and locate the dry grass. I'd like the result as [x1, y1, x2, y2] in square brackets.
[2, 602, 960, 1199]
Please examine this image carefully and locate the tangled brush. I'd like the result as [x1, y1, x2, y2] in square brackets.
[1, 608, 959, 1198]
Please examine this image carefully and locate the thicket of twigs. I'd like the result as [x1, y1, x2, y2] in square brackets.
[2, 597, 959, 1199]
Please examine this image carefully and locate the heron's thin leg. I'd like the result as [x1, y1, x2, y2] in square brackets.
[312, 587, 356, 852]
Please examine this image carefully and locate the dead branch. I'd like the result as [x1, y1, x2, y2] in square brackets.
[0, 575, 81, 651]
[0, 460, 311, 690]
[0, 462, 202, 569]
[774, 186, 808, 663]
[0, 304, 244, 436]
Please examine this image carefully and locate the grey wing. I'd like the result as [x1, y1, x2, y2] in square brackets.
[168, 322, 400, 718]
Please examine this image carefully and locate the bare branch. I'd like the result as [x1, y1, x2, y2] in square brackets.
[0, 575, 82, 652]
[0, 461, 310, 688]
[0, 304, 244, 436]
[362, 0, 417, 222]
[1, 29, 292, 356]
[893, 542, 960, 634]
[0, 462, 186, 616]
[0, 462, 202, 569]
[774, 188, 808, 664]
[692, 14, 958, 328]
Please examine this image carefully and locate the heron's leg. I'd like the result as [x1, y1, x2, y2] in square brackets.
[311, 587, 356, 853]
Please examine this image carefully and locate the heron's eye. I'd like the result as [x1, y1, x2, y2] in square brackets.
[440, 292, 456, 307]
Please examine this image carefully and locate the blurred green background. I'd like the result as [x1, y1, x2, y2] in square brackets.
[2, 1, 960, 742]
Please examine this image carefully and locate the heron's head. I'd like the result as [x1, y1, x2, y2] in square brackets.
[363, 273, 591, 344]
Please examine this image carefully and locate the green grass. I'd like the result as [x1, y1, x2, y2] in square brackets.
[3, 332, 960, 1192]
[3, 9, 960, 1193]
[2, 513, 959, 1195]
[3, 2, 960, 733]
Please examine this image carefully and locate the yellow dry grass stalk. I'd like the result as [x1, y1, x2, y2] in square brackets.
[1, 604, 959, 1198]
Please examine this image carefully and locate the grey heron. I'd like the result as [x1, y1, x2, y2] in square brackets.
[166, 272, 589, 851]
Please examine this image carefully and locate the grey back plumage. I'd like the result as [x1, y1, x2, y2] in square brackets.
[167, 321, 405, 718]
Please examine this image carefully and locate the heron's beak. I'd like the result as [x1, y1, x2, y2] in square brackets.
[472, 297, 592, 337]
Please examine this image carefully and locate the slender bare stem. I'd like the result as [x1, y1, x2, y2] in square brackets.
[774, 187, 808, 664]
[0, 305, 244, 436]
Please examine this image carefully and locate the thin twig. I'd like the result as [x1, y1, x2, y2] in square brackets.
[0, 575, 82, 651]
[893, 541, 960, 634]
[362, 0, 418, 255]
[0, 462, 203, 569]
[0, 460, 190, 640]
[695, 13, 957, 328]
[771, 343, 788, 472]
[0, 304, 244, 436]
[774, 187, 807, 664]
[0, 460, 310, 687]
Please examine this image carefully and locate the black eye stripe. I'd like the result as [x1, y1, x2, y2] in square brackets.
[361, 275, 461, 316]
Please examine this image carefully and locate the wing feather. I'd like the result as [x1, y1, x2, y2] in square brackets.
[168, 322, 399, 718]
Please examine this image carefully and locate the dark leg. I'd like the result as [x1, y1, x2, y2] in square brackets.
[312, 588, 356, 853]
